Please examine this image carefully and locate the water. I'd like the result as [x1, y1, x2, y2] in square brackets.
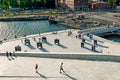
[103, 34, 120, 43]
[0, 20, 69, 39]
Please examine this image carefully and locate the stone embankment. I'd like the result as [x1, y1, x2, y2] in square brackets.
[0, 16, 49, 21]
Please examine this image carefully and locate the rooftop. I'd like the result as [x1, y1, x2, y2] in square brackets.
[0, 29, 94, 53]
[0, 28, 120, 80]
[0, 56, 120, 80]
[0, 28, 120, 54]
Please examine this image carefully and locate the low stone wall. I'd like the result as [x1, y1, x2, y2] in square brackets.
[0, 16, 49, 21]
[84, 27, 120, 35]
[0, 52, 120, 62]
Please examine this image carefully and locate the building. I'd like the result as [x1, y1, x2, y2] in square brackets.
[55, 0, 66, 8]
[90, 1, 111, 9]
[55, 0, 90, 11]
[67, 0, 89, 11]
[65, 0, 74, 10]
[55, 0, 111, 11]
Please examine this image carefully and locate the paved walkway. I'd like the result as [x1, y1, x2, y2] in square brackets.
[0, 56, 120, 80]
[0, 29, 120, 80]
[0, 29, 120, 55]
[0, 29, 93, 53]
[0, 29, 106, 53]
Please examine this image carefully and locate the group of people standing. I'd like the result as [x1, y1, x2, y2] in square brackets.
[6, 51, 17, 61]
[33, 37, 41, 42]
[68, 31, 72, 36]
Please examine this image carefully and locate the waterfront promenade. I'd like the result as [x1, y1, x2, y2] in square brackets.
[0, 28, 120, 80]
[0, 29, 101, 53]
[0, 56, 120, 80]
[0, 27, 120, 54]
[0, 27, 119, 54]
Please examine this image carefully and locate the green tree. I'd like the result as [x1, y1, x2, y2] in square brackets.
[32, 0, 38, 9]
[0, 0, 56, 10]
[25, 0, 33, 9]
[46, 0, 55, 8]
[20, 0, 26, 8]
[41, 0, 46, 7]
[0, 0, 9, 10]
[108, 0, 117, 4]
[116, 0, 120, 5]
[9, 0, 18, 8]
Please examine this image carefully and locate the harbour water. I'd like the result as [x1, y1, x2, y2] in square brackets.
[103, 34, 120, 43]
[0, 20, 69, 39]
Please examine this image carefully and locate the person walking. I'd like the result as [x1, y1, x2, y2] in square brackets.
[6, 51, 11, 61]
[33, 37, 36, 41]
[9, 52, 14, 60]
[21, 39, 23, 43]
[9, 52, 12, 57]
[60, 63, 65, 73]
[39, 38, 41, 42]
[35, 64, 38, 73]
[6, 51, 9, 58]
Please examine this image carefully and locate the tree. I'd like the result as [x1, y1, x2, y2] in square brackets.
[41, 0, 46, 8]
[0, 0, 9, 10]
[0, 0, 56, 10]
[46, 0, 55, 8]
[9, 0, 18, 8]
[25, 0, 33, 9]
[32, 0, 38, 9]
[20, 0, 26, 9]
[108, 0, 117, 4]
[116, 0, 120, 5]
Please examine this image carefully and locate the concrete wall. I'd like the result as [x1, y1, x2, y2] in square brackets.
[0, 52, 120, 62]
[86, 27, 120, 34]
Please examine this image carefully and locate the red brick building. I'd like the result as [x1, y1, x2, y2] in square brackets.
[90, 1, 111, 9]
[55, 0, 111, 11]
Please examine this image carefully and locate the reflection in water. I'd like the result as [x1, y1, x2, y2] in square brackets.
[0, 20, 69, 39]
